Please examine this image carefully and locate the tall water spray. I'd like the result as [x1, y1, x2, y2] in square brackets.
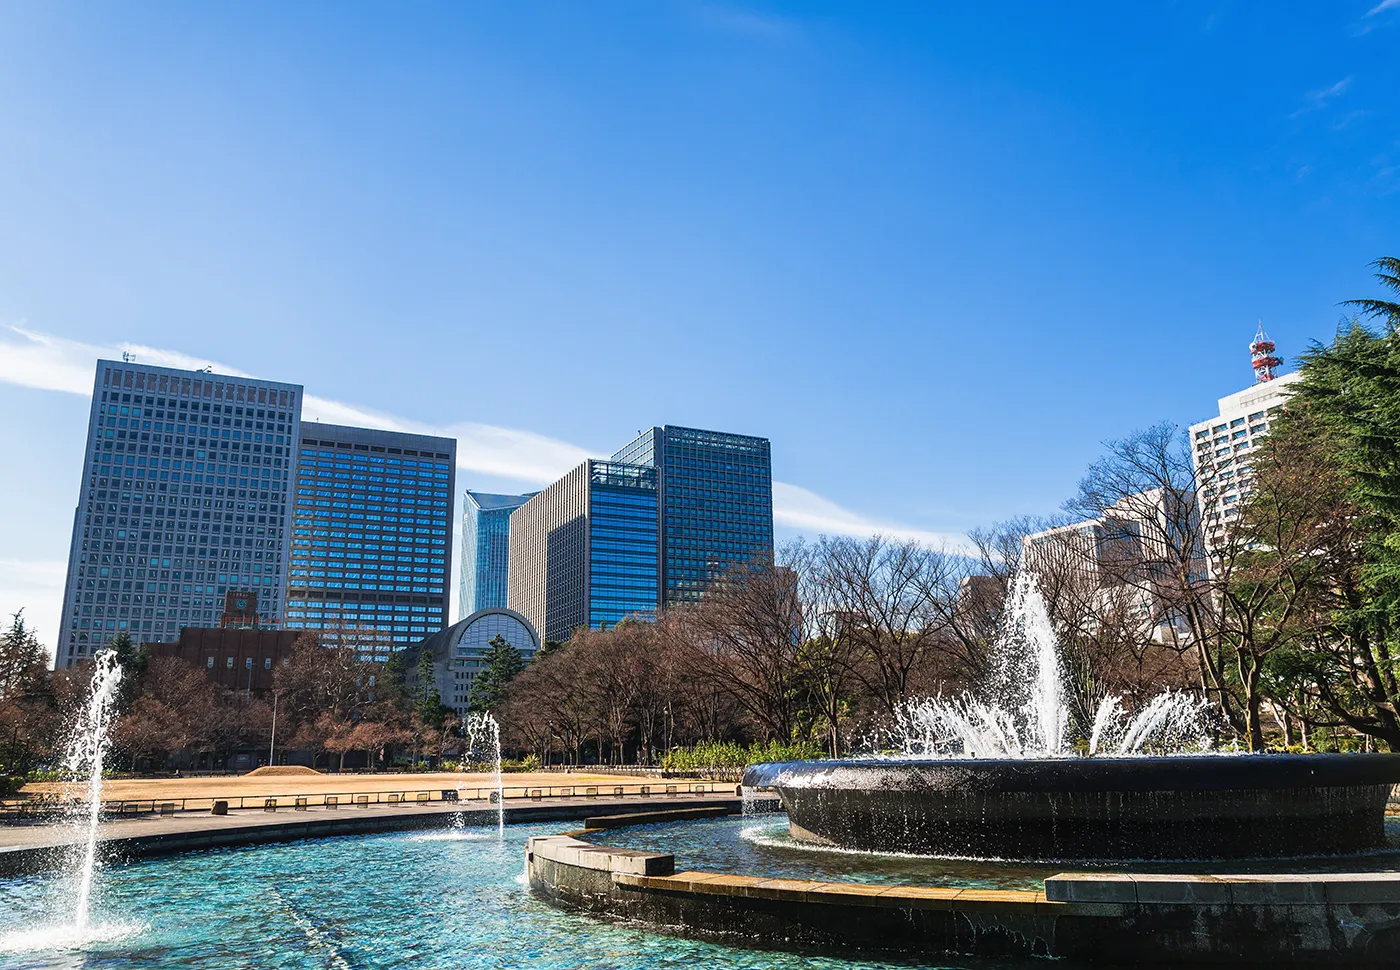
[65, 650, 124, 931]
[892, 570, 1210, 757]
[463, 712, 503, 837]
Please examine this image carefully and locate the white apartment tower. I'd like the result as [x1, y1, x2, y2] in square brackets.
[1189, 328, 1299, 556]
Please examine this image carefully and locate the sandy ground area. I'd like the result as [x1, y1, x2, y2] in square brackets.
[23, 770, 662, 802]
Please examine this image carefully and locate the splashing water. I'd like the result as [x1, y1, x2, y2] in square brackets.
[892, 571, 1210, 758]
[66, 650, 124, 929]
[462, 712, 503, 838]
[1089, 691, 1213, 755]
[0, 650, 145, 954]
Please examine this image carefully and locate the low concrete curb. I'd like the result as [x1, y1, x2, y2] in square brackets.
[527, 827, 1400, 966]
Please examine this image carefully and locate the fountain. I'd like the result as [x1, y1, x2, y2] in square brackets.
[462, 711, 504, 838]
[0, 650, 133, 954]
[744, 571, 1400, 860]
[64, 650, 124, 930]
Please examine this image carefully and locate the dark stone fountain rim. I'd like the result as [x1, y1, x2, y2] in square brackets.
[742, 753, 1400, 794]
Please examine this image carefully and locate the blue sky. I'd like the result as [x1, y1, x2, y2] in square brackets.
[1, 2, 1397, 648]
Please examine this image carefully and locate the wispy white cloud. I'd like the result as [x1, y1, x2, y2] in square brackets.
[1368, 0, 1400, 15]
[772, 481, 968, 550]
[1294, 77, 1353, 116]
[0, 325, 967, 641]
[0, 559, 67, 659]
[0, 324, 591, 485]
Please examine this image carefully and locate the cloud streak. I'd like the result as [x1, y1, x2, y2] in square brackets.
[0, 323, 965, 544]
[1368, 0, 1399, 15]
[773, 482, 969, 549]
[1294, 77, 1352, 116]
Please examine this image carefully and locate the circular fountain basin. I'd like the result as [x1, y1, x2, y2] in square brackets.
[743, 753, 1400, 860]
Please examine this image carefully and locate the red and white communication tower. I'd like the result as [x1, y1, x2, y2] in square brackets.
[1250, 323, 1281, 383]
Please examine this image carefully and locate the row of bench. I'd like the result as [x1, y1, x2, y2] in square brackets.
[256, 783, 711, 812]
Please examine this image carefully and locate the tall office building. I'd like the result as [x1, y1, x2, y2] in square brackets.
[507, 460, 658, 643]
[1189, 331, 1300, 558]
[612, 425, 774, 607]
[460, 490, 537, 620]
[283, 423, 456, 656]
[55, 361, 302, 668]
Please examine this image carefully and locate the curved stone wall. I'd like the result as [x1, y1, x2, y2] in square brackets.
[743, 754, 1400, 859]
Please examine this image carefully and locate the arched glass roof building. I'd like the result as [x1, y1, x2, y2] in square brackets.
[401, 607, 539, 714]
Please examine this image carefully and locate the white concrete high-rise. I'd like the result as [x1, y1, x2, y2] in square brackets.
[55, 361, 303, 668]
[1189, 370, 1300, 555]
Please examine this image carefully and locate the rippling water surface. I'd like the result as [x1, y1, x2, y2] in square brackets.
[586, 813, 1400, 889]
[5, 814, 1398, 970]
[0, 821, 998, 970]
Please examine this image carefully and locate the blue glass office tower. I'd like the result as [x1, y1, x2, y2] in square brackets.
[612, 425, 774, 607]
[460, 490, 536, 620]
[283, 423, 456, 657]
[507, 461, 658, 643]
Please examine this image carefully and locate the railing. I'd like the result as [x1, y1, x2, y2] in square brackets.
[0, 780, 739, 821]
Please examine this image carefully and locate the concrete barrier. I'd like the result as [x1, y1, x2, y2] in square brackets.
[527, 832, 1400, 966]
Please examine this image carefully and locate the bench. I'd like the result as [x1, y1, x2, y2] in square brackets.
[294, 796, 308, 812]
[387, 793, 403, 806]
[613, 786, 624, 797]
[325, 796, 338, 809]
[354, 794, 370, 809]
[416, 791, 430, 804]
[529, 789, 542, 801]
[159, 802, 175, 816]
[665, 785, 678, 797]
[585, 786, 598, 798]
[264, 798, 277, 812]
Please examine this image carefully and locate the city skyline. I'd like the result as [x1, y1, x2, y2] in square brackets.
[2, 3, 1397, 651]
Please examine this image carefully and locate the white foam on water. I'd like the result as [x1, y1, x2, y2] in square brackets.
[409, 831, 493, 843]
[0, 920, 146, 955]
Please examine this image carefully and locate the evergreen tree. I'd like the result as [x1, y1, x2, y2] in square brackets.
[1342, 256, 1400, 327]
[468, 635, 526, 712]
[413, 648, 444, 724]
[101, 629, 148, 714]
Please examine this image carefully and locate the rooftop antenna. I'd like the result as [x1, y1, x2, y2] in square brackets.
[1250, 322, 1280, 383]
[120, 351, 136, 363]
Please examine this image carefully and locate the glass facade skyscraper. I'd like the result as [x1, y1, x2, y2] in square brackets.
[587, 462, 660, 629]
[507, 460, 658, 643]
[283, 424, 456, 657]
[460, 490, 536, 620]
[55, 361, 302, 668]
[612, 425, 774, 607]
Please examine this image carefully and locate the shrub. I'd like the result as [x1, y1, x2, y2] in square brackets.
[0, 776, 25, 798]
[502, 754, 540, 773]
[660, 739, 821, 773]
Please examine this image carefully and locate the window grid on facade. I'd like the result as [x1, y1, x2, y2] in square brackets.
[283, 424, 456, 657]
[56, 361, 301, 667]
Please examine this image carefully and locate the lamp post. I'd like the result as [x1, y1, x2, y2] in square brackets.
[268, 688, 286, 766]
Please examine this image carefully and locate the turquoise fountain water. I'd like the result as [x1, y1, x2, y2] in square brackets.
[0, 823, 923, 969]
